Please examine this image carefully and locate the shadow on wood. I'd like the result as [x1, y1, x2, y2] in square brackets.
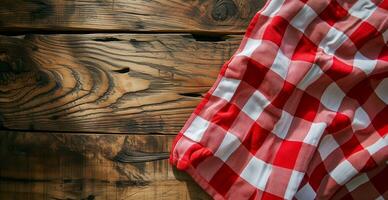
[0, 131, 212, 199]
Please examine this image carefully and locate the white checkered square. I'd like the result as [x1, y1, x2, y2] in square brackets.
[375, 78, 388, 104]
[271, 50, 291, 79]
[184, 116, 210, 142]
[213, 77, 241, 102]
[238, 38, 263, 57]
[272, 111, 293, 139]
[330, 160, 358, 185]
[242, 90, 270, 121]
[214, 132, 241, 161]
[321, 82, 345, 112]
[318, 134, 340, 160]
[297, 64, 324, 90]
[284, 170, 305, 199]
[353, 51, 376, 75]
[366, 136, 387, 155]
[240, 157, 272, 190]
[304, 122, 326, 146]
[319, 27, 349, 55]
[290, 4, 317, 32]
[348, 0, 377, 20]
[295, 183, 316, 200]
[351, 107, 371, 131]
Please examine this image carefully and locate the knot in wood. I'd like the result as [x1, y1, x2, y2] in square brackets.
[0, 37, 44, 86]
[0, 51, 32, 85]
[211, 0, 237, 21]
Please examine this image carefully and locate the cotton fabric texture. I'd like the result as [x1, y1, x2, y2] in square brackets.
[170, 0, 388, 199]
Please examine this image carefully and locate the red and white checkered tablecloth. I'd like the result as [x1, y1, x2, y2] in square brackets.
[170, 0, 388, 199]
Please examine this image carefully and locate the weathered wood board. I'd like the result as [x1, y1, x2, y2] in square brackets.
[0, 0, 265, 199]
[0, 34, 242, 134]
[0, 131, 211, 199]
[0, 0, 264, 33]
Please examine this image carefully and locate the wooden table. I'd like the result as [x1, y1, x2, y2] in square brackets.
[0, 1, 264, 199]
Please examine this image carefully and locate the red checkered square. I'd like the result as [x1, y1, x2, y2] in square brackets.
[242, 59, 270, 87]
[273, 140, 303, 169]
[349, 21, 380, 50]
[242, 122, 270, 155]
[347, 79, 375, 105]
[271, 81, 296, 109]
[294, 92, 321, 121]
[262, 16, 289, 47]
[210, 103, 241, 131]
[372, 106, 388, 137]
[318, 0, 349, 26]
[292, 34, 319, 63]
[309, 162, 329, 191]
[170, 0, 388, 199]
[209, 163, 240, 196]
[340, 135, 364, 158]
[326, 57, 353, 81]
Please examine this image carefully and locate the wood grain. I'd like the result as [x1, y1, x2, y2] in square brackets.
[0, 34, 242, 134]
[0, 1, 262, 199]
[0, 131, 211, 199]
[0, 0, 264, 34]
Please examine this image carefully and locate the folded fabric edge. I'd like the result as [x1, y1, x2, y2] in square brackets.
[168, 59, 235, 200]
[169, 133, 225, 200]
[168, 4, 273, 198]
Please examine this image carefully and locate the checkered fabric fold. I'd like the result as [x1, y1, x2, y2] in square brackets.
[170, 0, 388, 199]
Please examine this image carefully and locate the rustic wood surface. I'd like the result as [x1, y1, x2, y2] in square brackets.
[0, 0, 265, 199]
[0, 33, 241, 199]
[0, 131, 211, 199]
[0, 0, 264, 34]
[0, 34, 241, 134]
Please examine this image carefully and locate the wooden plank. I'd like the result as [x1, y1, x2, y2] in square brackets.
[0, 131, 211, 199]
[0, 34, 242, 134]
[0, 0, 265, 33]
